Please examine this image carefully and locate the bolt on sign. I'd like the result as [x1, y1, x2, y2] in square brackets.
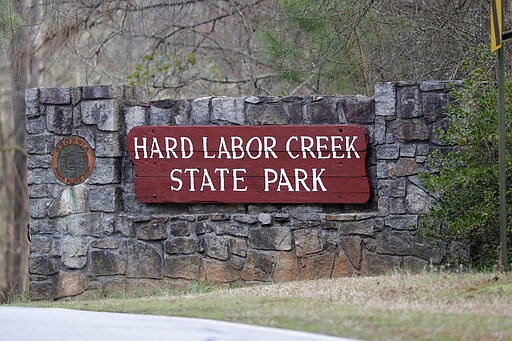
[126, 125, 370, 203]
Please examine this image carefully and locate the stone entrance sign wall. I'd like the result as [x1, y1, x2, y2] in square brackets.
[26, 81, 454, 300]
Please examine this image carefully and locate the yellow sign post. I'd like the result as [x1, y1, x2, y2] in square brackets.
[491, 0, 502, 51]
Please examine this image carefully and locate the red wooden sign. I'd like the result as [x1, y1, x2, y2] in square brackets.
[126, 125, 370, 203]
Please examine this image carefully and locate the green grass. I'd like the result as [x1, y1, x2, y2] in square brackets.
[14, 272, 512, 340]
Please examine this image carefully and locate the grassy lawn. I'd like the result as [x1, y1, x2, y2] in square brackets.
[16, 272, 512, 340]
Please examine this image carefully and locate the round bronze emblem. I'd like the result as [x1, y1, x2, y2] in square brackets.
[52, 136, 94, 185]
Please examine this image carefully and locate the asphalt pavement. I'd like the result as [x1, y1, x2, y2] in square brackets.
[0, 306, 359, 341]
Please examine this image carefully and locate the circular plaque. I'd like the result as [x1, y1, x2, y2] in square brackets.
[52, 137, 94, 185]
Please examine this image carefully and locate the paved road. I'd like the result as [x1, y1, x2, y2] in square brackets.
[0, 307, 359, 341]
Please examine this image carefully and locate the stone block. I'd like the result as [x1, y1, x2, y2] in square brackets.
[258, 213, 272, 225]
[82, 84, 123, 99]
[390, 158, 419, 177]
[29, 198, 52, 218]
[203, 234, 229, 260]
[164, 237, 197, 255]
[63, 212, 103, 237]
[410, 237, 445, 264]
[421, 92, 449, 122]
[136, 221, 167, 240]
[241, 250, 274, 282]
[190, 97, 211, 124]
[339, 219, 374, 236]
[125, 106, 147, 133]
[95, 132, 122, 157]
[53, 271, 87, 299]
[27, 155, 51, 169]
[406, 184, 431, 213]
[214, 223, 248, 237]
[273, 251, 300, 282]
[164, 254, 201, 280]
[48, 185, 87, 218]
[376, 144, 399, 160]
[40, 87, 71, 104]
[248, 226, 292, 251]
[431, 117, 450, 145]
[283, 100, 303, 124]
[228, 237, 247, 257]
[340, 236, 362, 268]
[397, 86, 421, 119]
[332, 250, 356, 277]
[169, 221, 189, 237]
[29, 281, 53, 300]
[81, 99, 120, 131]
[378, 178, 406, 197]
[202, 258, 240, 283]
[88, 185, 121, 212]
[343, 96, 375, 123]
[115, 214, 135, 237]
[27, 168, 56, 186]
[400, 144, 416, 157]
[419, 80, 456, 92]
[25, 88, 40, 117]
[90, 238, 119, 249]
[194, 221, 211, 235]
[88, 158, 121, 184]
[322, 229, 339, 251]
[246, 102, 289, 125]
[29, 255, 57, 275]
[30, 236, 52, 253]
[293, 228, 322, 257]
[45, 105, 73, 134]
[90, 250, 126, 275]
[29, 219, 57, 235]
[374, 116, 387, 144]
[388, 198, 406, 214]
[62, 236, 88, 269]
[148, 105, 174, 125]
[232, 214, 258, 224]
[299, 252, 335, 280]
[375, 82, 396, 116]
[26, 116, 46, 134]
[306, 97, 338, 124]
[360, 251, 401, 275]
[375, 229, 412, 255]
[125, 240, 163, 279]
[26, 134, 54, 155]
[402, 257, 428, 272]
[392, 118, 429, 143]
[211, 97, 245, 125]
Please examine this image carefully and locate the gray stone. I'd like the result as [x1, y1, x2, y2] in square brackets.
[214, 223, 248, 237]
[416, 144, 432, 156]
[378, 178, 406, 197]
[374, 116, 387, 144]
[246, 102, 288, 125]
[90, 250, 126, 275]
[375, 229, 412, 255]
[148, 106, 174, 125]
[211, 97, 245, 125]
[25, 88, 40, 117]
[125, 106, 147, 133]
[28, 198, 52, 218]
[306, 98, 338, 124]
[88, 158, 121, 184]
[164, 237, 197, 254]
[190, 97, 211, 124]
[29, 255, 56, 275]
[376, 144, 399, 160]
[27, 168, 56, 186]
[397, 86, 421, 118]
[95, 132, 122, 157]
[411, 238, 445, 264]
[26, 116, 46, 134]
[343, 96, 375, 123]
[294, 228, 322, 257]
[421, 92, 449, 122]
[339, 219, 374, 236]
[26, 134, 54, 155]
[62, 236, 88, 269]
[403, 257, 429, 272]
[53, 271, 87, 299]
[76, 127, 95, 148]
[232, 214, 258, 224]
[62, 212, 103, 237]
[40, 87, 71, 104]
[375, 82, 396, 116]
[241, 250, 274, 281]
[228, 237, 247, 257]
[360, 251, 401, 275]
[390, 158, 419, 177]
[71, 87, 81, 105]
[30, 236, 52, 253]
[388, 198, 406, 214]
[249, 226, 292, 251]
[29, 281, 53, 300]
[46, 105, 73, 134]
[164, 254, 201, 280]
[431, 117, 450, 145]
[88, 185, 121, 212]
[406, 184, 431, 213]
[81, 99, 120, 131]
[82, 85, 123, 99]
[400, 144, 416, 157]
[203, 234, 229, 260]
[27, 155, 51, 169]
[419, 80, 458, 92]
[125, 240, 163, 279]
[115, 214, 134, 237]
[48, 185, 87, 218]
[258, 213, 272, 226]
[136, 221, 167, 240]
[90, 238, 119, 249]
[322, 229, 339, 251]
[169, 221, 189, 237]
[392, 118, 430, 142]
[29, 219, 57, 235]
[283, 100, 303, 123]
[230, 255, 245, 270]
[340, 236, 362, 268]
[273, 213, 290, 222]
[194, 221, 212, 235]
[385, 214, 418, 230]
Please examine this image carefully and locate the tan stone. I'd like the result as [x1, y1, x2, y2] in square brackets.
[273, 251, 300, 282]
[294, 228, 322, 257]
[126, 278, 167, 295]
[299, 252, 335, 280]
[241, 250, 274, 282]
[53, 271, 87, 299]
[340, 236, 362, 268]
[202, 258, 241, 283]
[332, 250, 355, 277]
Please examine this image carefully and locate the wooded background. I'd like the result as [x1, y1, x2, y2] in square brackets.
[0, 0, 492, 299]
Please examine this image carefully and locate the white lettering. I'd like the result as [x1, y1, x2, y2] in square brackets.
[170, 169, 182, 191]
[165, 137, 178, 158]
[150, 137, 164, 159]
[233, 169, 247, 191]
[263, 136, 278, 159]
[345, 136, 360, 159]
[286, 136, 300, 159]
[231, 137, 244, 159]
[184, 168, 200, 191]
[246, 136, 262, 160]
[200, 168, 216, 191]
[134, 137, 147, 159]
[214, 168, 230, 191]
[311, 168, 327, 191]
[181, 137, 194, 159]
[203, 137, 216, 159]
[294, 168, 310, 191]
[264, 168, 278, 191]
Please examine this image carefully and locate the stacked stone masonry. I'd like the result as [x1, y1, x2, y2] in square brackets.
[26, 81, 455, 300]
